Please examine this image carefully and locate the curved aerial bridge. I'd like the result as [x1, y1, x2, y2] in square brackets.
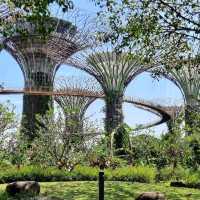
[0, 88, 182, 130]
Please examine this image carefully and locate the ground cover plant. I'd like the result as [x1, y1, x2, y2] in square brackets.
[0, 181, 200, 200]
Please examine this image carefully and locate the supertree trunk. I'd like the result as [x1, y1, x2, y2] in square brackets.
[22, 95, 52, 140]
[65, 114, 83, 135]
[166, 120, 174, 134]
[105, 93, 124, 134]
[105, 93, 124, 155]
[21, 72, 53, 140]
[184, 104, 200, 135]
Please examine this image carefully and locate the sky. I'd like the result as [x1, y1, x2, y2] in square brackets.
[0, 0, 184, 136]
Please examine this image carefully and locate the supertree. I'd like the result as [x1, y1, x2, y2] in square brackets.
[2, 12, 93, 140]
[66, 49, 152, 153]
[55, 76, 102, 134]
[156, 57, 200, 133]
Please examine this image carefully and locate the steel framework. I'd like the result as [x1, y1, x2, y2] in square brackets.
[1, 15, 93, 139]
[153, 57, 200, 132]
[55, 76, 102, 133]
[66, 49, 153, 140]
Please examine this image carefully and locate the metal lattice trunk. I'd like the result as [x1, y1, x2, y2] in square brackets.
[66, 50, 152, 154]
[153, 57, 200, 134]
[55, 76, 101, 138]
[2, 16, 92, 140]
[21, 95, 53, 140]
[105, 93, 124, 135]
[185, 104, 200, 135]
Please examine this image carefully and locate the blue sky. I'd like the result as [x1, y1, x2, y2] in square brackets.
[0, 0, 184, 135]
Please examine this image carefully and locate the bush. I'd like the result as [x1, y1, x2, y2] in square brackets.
[106, 166, 156, 183]
[157, 165, 200, 187]
[184, 169, 200, 188]
[157, 165, 189, 182]
[0, 165, 72, 183]
[88, 154, 127, 169]
[73, 165, 98, 180]
[0, 165, 156, 184]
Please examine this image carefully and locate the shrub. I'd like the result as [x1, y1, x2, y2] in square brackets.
[106, 165, 156, 183]
[0, 165, 156, 184]
[157, 165, 189, 182]
[107, 157, 128, 169]
[88, 154, 127, 169]
[184, 169, 200, 188]
[0, 165, 71, 183]
[73, 165, 98, 180]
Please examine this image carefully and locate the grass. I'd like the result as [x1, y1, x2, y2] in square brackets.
[0, 181, 200, 200]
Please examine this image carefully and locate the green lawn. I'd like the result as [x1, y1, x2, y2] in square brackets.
[0, 181, 200, 200]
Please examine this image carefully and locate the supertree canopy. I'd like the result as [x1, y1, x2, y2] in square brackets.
[2, 15, 92, 140]
[157, 57, 200, 133]
[66, 49, 152, 152]
[55, 76, 102, 134]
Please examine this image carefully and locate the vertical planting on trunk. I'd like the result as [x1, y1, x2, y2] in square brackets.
[105, 92, 124, 135]
[3, 16, 92, 141]
[69, 50, 150, 154]
[55, 76, 100, 142]
[158, 57, 200, 134]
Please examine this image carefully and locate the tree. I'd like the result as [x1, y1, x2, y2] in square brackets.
[0, 0, 74, 36]
[93, 0, 192, 64]
[130, 130, 163, 166]
[94, 0, 200, 46]
[29, 109, 101, 170]
[0, 101, 18, 162]
[0, 101, 16, 134]
[113, 123, 132, 156]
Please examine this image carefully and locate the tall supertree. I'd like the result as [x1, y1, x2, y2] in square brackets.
[66, 49, 152, 152]
[157, 57, 200, 133]
[55, 76, 102, 134]
[2, 14, 93, 140]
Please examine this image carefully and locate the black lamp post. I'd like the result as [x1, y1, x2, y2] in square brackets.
[98, 156, 106, 200]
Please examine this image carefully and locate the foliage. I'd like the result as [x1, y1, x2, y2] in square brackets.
[28, 110, 85, 170]
[158, 165, 190, 182]
[106, 165, 156, 183]
[113, 123, 132, 156]
[130, 131, 162, 166]
[0, 0, 74, 36]
[185, 131, 200, 169]
[88, 154, 127, 169]
[0, 164, 156, 183]
[161, 127, 188, 170]
[93, 0, 195, 54]
[0, 101, 16, 135]
[5, 133, 30, 168]
[0, 102, 18, 161]
[0, 165, 71, 183]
